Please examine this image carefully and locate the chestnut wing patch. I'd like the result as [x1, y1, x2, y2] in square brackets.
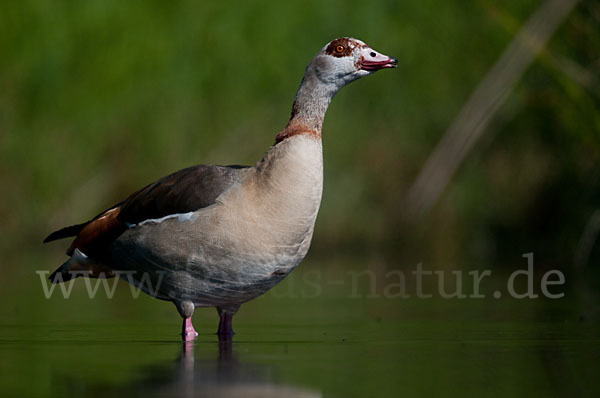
[66, 207, 125, 256]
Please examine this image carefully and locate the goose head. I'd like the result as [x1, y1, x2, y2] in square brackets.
[281, 37, 396, 137]
[308, 37, 397, 88]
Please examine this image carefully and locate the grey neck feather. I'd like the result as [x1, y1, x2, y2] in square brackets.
[287, 66, 341, 134]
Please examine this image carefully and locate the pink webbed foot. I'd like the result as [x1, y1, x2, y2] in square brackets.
[182, 317, 198, 341]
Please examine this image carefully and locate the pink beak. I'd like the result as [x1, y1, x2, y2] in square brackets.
[360, 46, 398, 71]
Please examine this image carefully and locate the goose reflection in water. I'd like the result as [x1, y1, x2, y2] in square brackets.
[90, 339, 321, 398]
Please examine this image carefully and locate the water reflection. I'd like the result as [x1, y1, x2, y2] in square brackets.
[96, 339, 321, 398]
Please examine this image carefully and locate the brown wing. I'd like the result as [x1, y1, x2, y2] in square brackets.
[66, 207, 125, 256]
[118, 165, 247, 225]
[44, 164, 248, 257]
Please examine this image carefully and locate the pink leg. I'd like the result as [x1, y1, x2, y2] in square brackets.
[181, 317, 198, 341]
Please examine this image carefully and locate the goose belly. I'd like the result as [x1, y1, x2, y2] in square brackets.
[110, 202, 317, 306]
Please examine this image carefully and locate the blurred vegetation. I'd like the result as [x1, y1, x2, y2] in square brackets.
[0, 0, 599, 272]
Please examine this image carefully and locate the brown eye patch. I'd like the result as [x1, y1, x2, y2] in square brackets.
[325, 38, 353, 58]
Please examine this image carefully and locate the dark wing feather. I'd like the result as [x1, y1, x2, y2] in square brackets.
[43, 200, 126, 243]
[118, 165, 248, 225]
[43, 223, 89, 243]
[44, 164, 249, 257]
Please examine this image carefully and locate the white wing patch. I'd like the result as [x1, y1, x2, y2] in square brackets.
[127, 211, 197, 227]
[73, 248, 89, 260]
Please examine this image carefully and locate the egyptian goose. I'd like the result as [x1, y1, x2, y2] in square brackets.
[44, 37, 397, 341]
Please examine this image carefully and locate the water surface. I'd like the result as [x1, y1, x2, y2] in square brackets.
[0, 261, 598, 397]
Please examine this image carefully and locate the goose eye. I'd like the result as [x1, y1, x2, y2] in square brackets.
[335, 45, 345, 53]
